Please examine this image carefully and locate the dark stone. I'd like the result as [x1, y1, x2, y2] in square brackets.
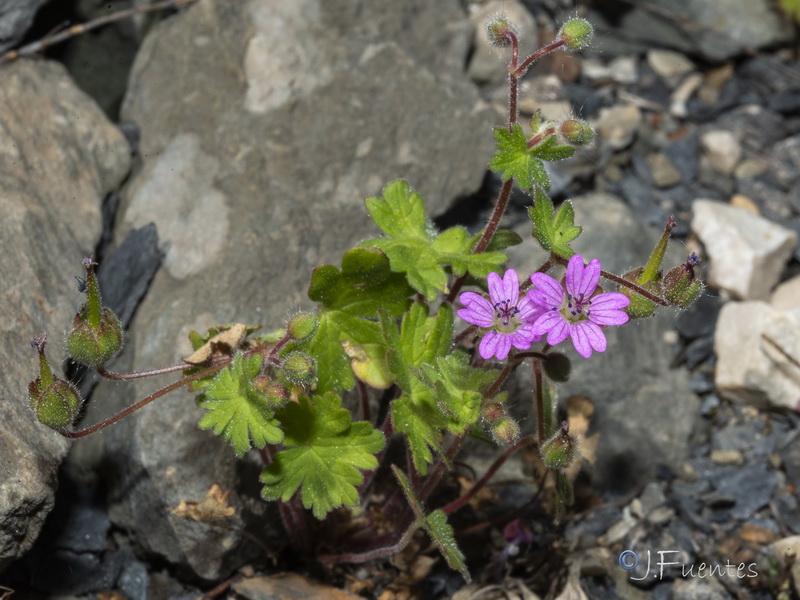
[699, 394, 721, 417]
[689, 370, 715, 395]
[663, 131, 699, 184]
[685, 336, 714, 370]
[117, 549, 150, 600]
[619, 172, 667, 228]
[711, 463, 778, 520]
[770, 87, 800, 115]
[736, 176, 792, 222]
[97, 223, 161, 329]
[674, 294, 721, 340]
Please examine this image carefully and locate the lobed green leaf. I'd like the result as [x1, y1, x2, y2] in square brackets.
[260, 392, 385, 519]
[528, 186, 582, 258]
[198, 353, 283, 457]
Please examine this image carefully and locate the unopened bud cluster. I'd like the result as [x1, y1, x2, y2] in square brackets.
[481, 394, 519, 445]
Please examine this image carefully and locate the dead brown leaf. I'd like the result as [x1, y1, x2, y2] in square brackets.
[183, 323, 248, 365]
[171, 483, 236, 523]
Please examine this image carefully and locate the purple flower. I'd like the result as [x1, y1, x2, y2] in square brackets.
[527, 254, 630, 358]
[458, 269, 544, 361]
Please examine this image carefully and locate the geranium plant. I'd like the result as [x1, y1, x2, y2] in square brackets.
[27, 14, 703, 580]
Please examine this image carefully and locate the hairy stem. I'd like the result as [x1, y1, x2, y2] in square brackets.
[533, 358, 545, 444]
[441, 435, 537, 515]
[62, 362, 227, 438]
[317, 515, 417, 564]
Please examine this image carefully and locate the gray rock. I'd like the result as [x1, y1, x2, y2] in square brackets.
[94, 0, 495, 581]
[594, 105, 641, 151]
[0, 0, 51, 53]
[587, 0, 793, 62]
[0, 60, 130, 573]
[700, 130, 741, 176]
[692, 200, 797, 300]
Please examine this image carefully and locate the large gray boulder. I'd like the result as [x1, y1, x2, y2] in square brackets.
[0, 59, 131, 572]
[95, 0, 495, 581]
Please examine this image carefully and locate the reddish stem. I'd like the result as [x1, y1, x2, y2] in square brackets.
[62, 362, 228, 438]
[317, 515, 417, 564]
[441, 435, 537, 515]
[514, 39, 567, 78]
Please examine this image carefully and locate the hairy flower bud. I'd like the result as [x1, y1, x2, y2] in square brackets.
[28, 333, 82, 430]
[560, 119, 593, 145]
[67, 258, 123, 365]
[286, 312, 319, 342]
[539, 421, 578, 471]
[558, 18, 593, 50]
[481, 401, 506, 424]
[620, 267, 658, 319]
[492, 416, 520, 446]
[485, 15, 518, 47]
[664, 253, 704, 309]
[282, 351, 317, 385]
[252, 375, 289, 408]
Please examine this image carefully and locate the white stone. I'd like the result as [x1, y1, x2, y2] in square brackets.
[594, 105, 641, 150]
[772, 274, 800, 310]
[714, 301, 800, 410]
[700, 129, 742, 175]
[608, 56, 638, 85]
[647, 49, 695, 79]
[692, 199, 797, 300]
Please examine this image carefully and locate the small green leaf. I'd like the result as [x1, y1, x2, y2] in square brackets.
[489, 124, 550, 193]
[381, 303, 455, 475]
[198, 353, 283, 457]
[417, 351, 499, 436]
[260, 392, 385, 519]
[530, 135, 576, 162]
[304, 247, 414, 393]
[391, 465, 470, 582]
[360, 181, 508, 300]
[528, 186, 582, 258]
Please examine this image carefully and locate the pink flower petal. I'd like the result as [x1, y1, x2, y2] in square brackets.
[528, 273, 564, 308]
[516, 295, 545, 321]
[532, 309, 563, 335]
[479, 330, 500, 360]
[500, 269, 520, 306]
[546, 319, 570, 346]
[457, 293, 495, 327]
[487, 272, 505, 305]
[566, 255, 600, 299]
[589, 293, 630, 326]
[570, 323, 593, 358]
[572, 321, 606, 357]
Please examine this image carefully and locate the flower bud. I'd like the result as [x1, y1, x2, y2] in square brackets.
[286, 312, 319, 342]
[663, 253, 704, 309]
[282, 351, 316, 385]
[543, 352, 571, 383]
[481, 401, 506, 424]
[485, 15, 518, 48]
[66, 258, 123, 365]
[539, 421, 578, 471]
[252, 375, 289, 408]
[559, 119, 593, 145]
[557, 18, 593, 50]
[492, 416, 520, 446]
[620, 268, 658, 319]
[28, 333, 82, 430]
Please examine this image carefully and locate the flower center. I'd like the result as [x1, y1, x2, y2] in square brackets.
[493, 299, 520, 333]
[561, 292, 591, 323]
